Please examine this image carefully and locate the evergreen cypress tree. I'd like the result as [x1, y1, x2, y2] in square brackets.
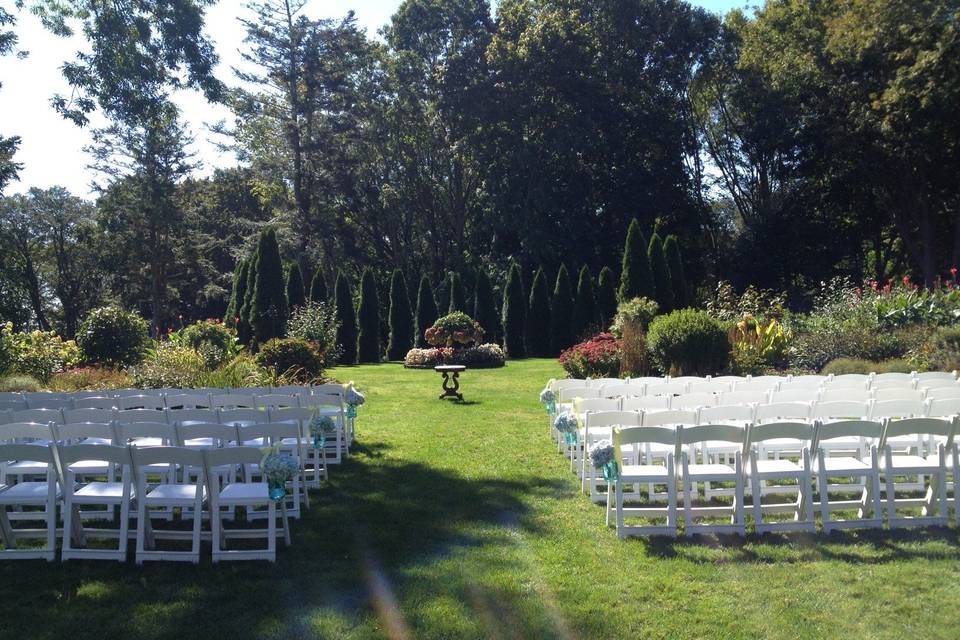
[386, 270, 414, 360]
[238, 252, 257, 345]
[225, 259, 248, 327]
[435, 273, 451, 315]
[473, 270, 499, 343]
[414, 275, 439, 348]
[648, 232, 674, 313]
[448, 272, 466, 313]
[619, 218, 654, 301]
[249, 227, 288, 345]
[357, 268, 381, 363]
[596, 266, 618, 329]
[285, 263, 306, 310]
[526, 267, 551, 357]
[572, 265, 596, 340]
[309, 267, 328, 302]
[663, 234, 687, 308]
[502, 263, 526, 358]
[334, 271, 358, 364]
[550, 264, 575, 354]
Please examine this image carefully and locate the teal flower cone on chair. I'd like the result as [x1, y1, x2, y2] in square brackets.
[545, 400, 556, 415]
[312, 432, 325, 450]
[267, 477, 287, 502]
[602, 460, 620, 482]
[564, 430, 577, 446]
[347, 404, 358, 419]
[261, 447, 298, 503]
[589, 441, 618, 482]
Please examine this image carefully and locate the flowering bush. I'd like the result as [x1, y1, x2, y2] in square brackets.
[1, 323, 82, 383]
[729, 313, 791, 374]
[705, 280, 788, 322]
[286, 301, 341, 367]
[404, 343, 505, 368]
[610, 297, 659, 336]
[170, 319, 239, 369]
[424, 312, 484, 347]
[559, 333, 622, 379]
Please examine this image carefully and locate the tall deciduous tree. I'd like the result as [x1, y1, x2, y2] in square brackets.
[619, 219, 654, 301]
[334, 271, 357, 364]
[415, 275, 439, 348]
[502, 262, 526, 358]
[357, 268, 381, 362]
[386, 269, 413, 360]
[526, 267, 551, 357]
[550, 264, 574, 354]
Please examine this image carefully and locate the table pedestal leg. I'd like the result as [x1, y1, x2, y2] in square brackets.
[439, 372, 464, 402]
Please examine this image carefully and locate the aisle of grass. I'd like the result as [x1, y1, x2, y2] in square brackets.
[2, 358, 960, 639]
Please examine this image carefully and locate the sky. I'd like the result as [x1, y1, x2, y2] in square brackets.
[0, 0, 746, 198]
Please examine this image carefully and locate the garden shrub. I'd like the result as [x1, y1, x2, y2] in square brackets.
[425, 312, 484, 347]
[0, 375, 42, 392]
[310, 267, 328, 302]
[287, 301, 341, 366]
[729, 313, 791, 375]
[821, 357, 874, 375]
[334, 271, 358, 364]
[415, 275, 439, 348]
[610, 297, 658, 376]
[404, 343, 505, 368]
[705, 280, 787, 322]
[596, 266, 618, 328]
[610, 297, 659, 336]
[2, 323, 82, 383]
[286, 263, 306, 310]
[502, 263, 526, 358]
[48, 367, 134, 391]
[619, 218, 653, 301]
[76, 306, 150, 367]
[255, 337, 325, 383]
[473, 271, 501, 346]
[663, 234, 686, 307]
[928, 326, 960, 372]
[447, 271, 466, 314]
[648, 233, 674, 312]
[130, 343, 207, 388]
[572, 265, 596, 341]
[172, 319, 239, 369]
[197, 355, 271, 389]
[224, 259, 249, 327]
[386, 270, 414, 361]
[559, 333, 623, 379]
[248, 228, 288, 345]
[646, 309, 729, 376]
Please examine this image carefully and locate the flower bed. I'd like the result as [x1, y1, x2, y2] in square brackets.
[404, 343, 505, 368]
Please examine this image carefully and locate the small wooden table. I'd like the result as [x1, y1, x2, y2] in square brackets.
[434, 365, 466, 402]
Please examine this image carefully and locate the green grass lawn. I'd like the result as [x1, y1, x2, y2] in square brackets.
[2, 358, 960, 639]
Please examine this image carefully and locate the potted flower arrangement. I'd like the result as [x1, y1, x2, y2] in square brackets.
[260, 445, 299, 502]
[589, 440, 619, 482]
[404, 312, 505, 368]
[424, 312, 484, 348]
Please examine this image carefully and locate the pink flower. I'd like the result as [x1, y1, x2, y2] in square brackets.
[903, 275, 910, 286]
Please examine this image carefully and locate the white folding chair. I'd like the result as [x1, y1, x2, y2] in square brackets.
[871, 375, 917, 390]
[820, 388, 872, 403]
[164, 393, 212, 409]
[270, 407, 326, 486]
[688, 380, 733, 394]
[872, 387, 925, 402]
[696, 405, 754, 501]
[780, 377, 826, 390]
[0, 443, 58, 560]
[211, 393, 257, 409]
[719, 390, 769, 406]
[219, 408, 270, 429]
[925, 386, 960, 401]
[678, 424, 746, 536]
[237, 423, 306, 517]
[130, 446, 206, 564]
[63, 408, 115, 426]
[254, 394, 301, 409]
[301, 392, 348, 461]
[770, 389, 820, 404]
[581, 410, 640, 501]
[745, 421, 816, 534]
[10, 408, 63, 427]
[599, 383, 646, 399]
[572, 399, 621, 474]
[731, 380, 779, 394]
[813, 420, 884, 532]
[879, 417, 956, 528]
[645, 382, 689, 396]
[671, 393, 718, 411]
[621, 396, 671, 412]
[71, 396, 115, 410]
[203, 447, 285, 562]
[117, 395, 166, 410]
[55, 443, 134, 561]
[928, 398, 960, 418]
[24, 394, 70, 410]
[115, 408, 169, 425]
[641, 410, 697, 499]
[609, 426, 678, 538]
[824, 375, 869, 390]
[915, 371, 957, 383]
[166, 408, 219, 427]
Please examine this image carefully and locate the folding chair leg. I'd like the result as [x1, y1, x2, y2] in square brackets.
[615, 481, 625, 539]
[45, 497, 56, 561]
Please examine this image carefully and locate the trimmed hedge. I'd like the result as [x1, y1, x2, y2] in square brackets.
[76, 306, 150, 367]
[646, 309, 729, 376]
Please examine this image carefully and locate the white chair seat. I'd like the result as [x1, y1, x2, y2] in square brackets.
[620, 464, 670, 479]
[577, 426, 612, 438]
[219, 482, 269, 504]
[4, 460, 49, 473]
[686, 463, 737, 478]
[879, 455, 940, 471]
[74, 481, 132, 501]
[67, 459, 110, 474]
[0, 482, 57, 502]
[747, 459, 803, 475]
[183, 438, 216, 448]
[129, 437, 165, 447]
[145, 484, 205, 503]
[816, 457, 871, 473]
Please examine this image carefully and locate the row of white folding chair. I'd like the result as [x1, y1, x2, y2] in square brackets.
[0, 442, 288, 562]
[606, 417, 958, 538]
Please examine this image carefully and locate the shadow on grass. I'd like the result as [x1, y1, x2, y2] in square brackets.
[640, 525, 960, 565]
[0, 441, 567, 640]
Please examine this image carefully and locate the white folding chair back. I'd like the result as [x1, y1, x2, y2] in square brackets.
[117, 395, 165, 410]
[63, 408, 115, 425]
[558, 387, 600, 402]
[24, 394, 69, 410]
[811, 400, 871, 422]
[621, 396, 670, 412]
[641, 409, 698, 427]
[820, 388, 872, 403]
[254, 394, 300, 409]
[698, 404, 755, 425]
[780, 377, 826, 390]
[218, 408, 269, 426]
[915, 371, 956, 382]
[164, 393, 212, 409]
[719, 390, 768, 406]
[113, 421, 175, 447]
[688, 380, 733, 394]
[754, 402, 811, 423]
[10, 409, 63, 426]
[872, 388, 924, 402]
[645, 382, 689, 396]
[731, 380, 778, 393]
[871, 375, 916, 388]
[167, 408, 219, 426]
[211, 394, 257, 409]
[925, 386, 960, 400]
[115, 408, 168, 425]
[770, 389, 820, 404]
[870, 399, 927, 421]
[824, 375, 869, 389]
[928, 397, 960, 418]
[575, 398, 621, 415]
[53, 422, 115, 445]
[71, 397, 115, 410]
[599, 384, 645, 398]
[670, 393, 718, 410]
[176, 422, 239, 448]
[550, 379, 588, 393]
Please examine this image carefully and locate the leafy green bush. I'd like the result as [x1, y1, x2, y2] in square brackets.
[171, 319, 239, 369]
[0, 374, 42, 392]
[287, 301, 341, 366]
[729, 314, 791, 374]
[705, 280, 787, 322]
[48, 367, 134, 391]
[255, 338, 325, 383]
[646, 309, 729, 376]
[928, 326, 960, 372]
[77, 306, 150, 367]
[2, 323, 82, 383]
[129, 343, 207, 389]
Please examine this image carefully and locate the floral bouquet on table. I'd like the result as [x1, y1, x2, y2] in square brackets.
[589, 440, 619, 482]
[260, 444, 299, 501]
[345, 383, 365, 419]
[308, 413, 337, 450]
[553, 411, 579, 446]
[539, 388, 556, 415]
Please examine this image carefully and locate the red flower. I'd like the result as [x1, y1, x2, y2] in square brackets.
[951, 267, 958, 278]
[869, 280, 878, 291]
